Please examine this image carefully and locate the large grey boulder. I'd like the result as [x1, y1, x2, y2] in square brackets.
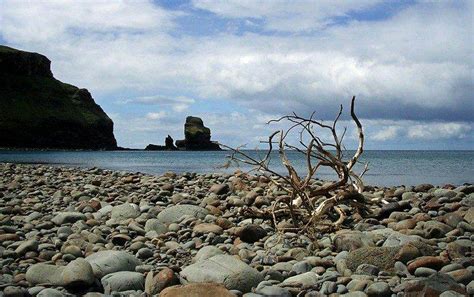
[101, 271, 144, 294]
[61, 258, 95, 287]
[111, 203, 140, 221]
[85, 250, 141, 278]
[193, 245, 224, 263]
[26, 264, 65, 286]
[26, 258, 94, 287]
[180, 254, 263, 293]
[157, 205, 208, 224]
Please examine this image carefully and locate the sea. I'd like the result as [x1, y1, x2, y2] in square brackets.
[0, 150, 473, 187]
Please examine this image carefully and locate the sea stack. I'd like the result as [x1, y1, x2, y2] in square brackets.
[0, 45, 117, 150]
[175, 116, 221, 150]
[145, 135, 178, 151]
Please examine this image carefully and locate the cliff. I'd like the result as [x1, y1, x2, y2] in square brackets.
[0, 45, 117, 149]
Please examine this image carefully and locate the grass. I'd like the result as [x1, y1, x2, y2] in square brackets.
[0, 72, 111, 128]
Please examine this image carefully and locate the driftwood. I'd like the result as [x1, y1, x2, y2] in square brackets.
[221, 96, 369, 235]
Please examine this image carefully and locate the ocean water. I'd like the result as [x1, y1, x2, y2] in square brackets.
[0, 150, 473, 186]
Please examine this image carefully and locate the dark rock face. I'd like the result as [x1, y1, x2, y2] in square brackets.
[0, 45, 117, 149]
[175, 116, 221, 150]
[0, 46, 53, 78]
[145, 135, 177, 151]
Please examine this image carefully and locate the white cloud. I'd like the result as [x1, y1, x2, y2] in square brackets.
[371, 126, 400, 141]
[0, 0, 177, 43]
[407, 122, 471, 140]
[146, 111, 167, 120]
[125, 95, 195, 112]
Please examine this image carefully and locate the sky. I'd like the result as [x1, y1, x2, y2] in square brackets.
[0, 0, 472, 149]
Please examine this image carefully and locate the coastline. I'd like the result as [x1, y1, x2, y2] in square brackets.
[0, 162, 473, 295]
[1, 149, 474, 187]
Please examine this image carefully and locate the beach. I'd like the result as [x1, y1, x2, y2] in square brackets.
[0, 162, 473, 296]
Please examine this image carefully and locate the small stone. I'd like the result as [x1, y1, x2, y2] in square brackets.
[37, 288, 66, 297]
[193, 223, 223, 235]
[292, 261, 312, 274]
[62, 245, 82, 257]
[446, 269, 473, 285]
[466, 280, 474, 295]
[282, 272, 319, 286]
[464, 207, 474, 224]
[193, 246, 224, 263]
[236, 224, 267, 243]
[3, 286, 26, 297]
[366, 281, 391, 297]
[256, 285, 291, 297]
[439, 290, 466, 297]
[62, 258, 95, 287]
[160, 283, 235, 297]
[446, 239, 472, 259]
[26, 264, 65, 286]
[144, 219, 167, 235]
[333, 231, 374, 252]
[26, 258, 94, 287]
[51, 212, 87, 225]
[407, 256, 446, 274]
[101, 271, 144, 294]
[355, 264, 379, 276]
[215, 217, 233, 229]
[345, 246, 400, 272]
[180, 254, 263, 293]
[0, 234, 20, 242]
[85, 250, 142, 278]
[136, 248, 154, 259]
[157, 205, 208, 224]
[404, 272, 466, 296]
[418, 220, 453, 238]
[111, 203, 140, 221]
[347, 278, 371, 292]
[111, 234, 131, 246]
[414, 267, 437, 277]
[440, 263, 464, 273]
[210, 183, 230, 195]
[341, 292, 368, 297]
[15, 239, 38, 255]
[145, 268, 179, 295]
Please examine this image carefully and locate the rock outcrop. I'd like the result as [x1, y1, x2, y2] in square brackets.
[145, 135, 177, 151]
[175, 116, 221, 150]
[0, 45, 117, 149]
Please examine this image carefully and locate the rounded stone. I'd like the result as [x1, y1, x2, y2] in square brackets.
[366, 281, 391, 297]
[101, 271, 145, 294]
[85, 250, 142, 278]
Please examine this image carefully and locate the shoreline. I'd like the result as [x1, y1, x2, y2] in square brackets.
[0, 160, 472, 188]
[0, 163, 473, 296]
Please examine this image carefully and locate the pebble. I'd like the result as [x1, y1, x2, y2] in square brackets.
[366, 281, 391, 297]
[101, 271, 145, 294]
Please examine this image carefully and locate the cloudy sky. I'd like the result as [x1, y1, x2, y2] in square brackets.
[0, 0, 472, 149]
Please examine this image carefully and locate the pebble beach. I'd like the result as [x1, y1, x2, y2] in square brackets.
[0, 163, 473, 297]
